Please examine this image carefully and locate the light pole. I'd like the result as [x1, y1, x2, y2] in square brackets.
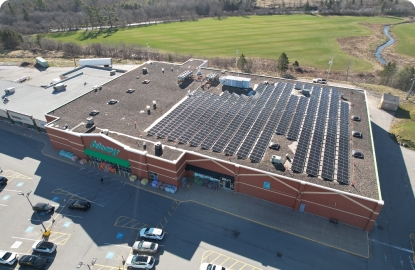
[405, 77, 415, 100]
[327, 56, 334, 82]
[18, 191, 50, 237]
[77, 258, 97, 269]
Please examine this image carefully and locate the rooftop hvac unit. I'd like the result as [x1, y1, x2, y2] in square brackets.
[126, 89, 135, 93]
[197, 70, 202, 75]
[302, 89, 310, 96]
[206, 72, 218, 81]
[108, 99, 118, 105]
[101, 129, 109, 135]
[270, 155, 283, 165]
[14, 76, 27, 83]
[4, 87, 15, 95]
[90, 110, 99, 116]
[142, 67, 148, 74]
[86, 117, 94, 125]
[93, 85, 102, 91]
[110, 70, 116, 76]
[53, 83, 67, 92]
[178, 70, 193, 81]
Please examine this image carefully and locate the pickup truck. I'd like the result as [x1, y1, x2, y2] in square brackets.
[312, 78, 327, 84]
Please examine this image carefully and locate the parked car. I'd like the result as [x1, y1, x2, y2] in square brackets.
[32, 203, 55, 213]
[200, 263, 228, 270]
[312, 78, 327, 84]
[0, 251, 18, 265]
[67, 199, 91, 211]
[352, 150, 364, 159]
[18, 255, 48, 269]
[140, 227, 164, 241]
[0, 176, 7, 187]
[132, 240, 159, 254]
[125, 255, 155, 269]
[32, 241, 57, 254]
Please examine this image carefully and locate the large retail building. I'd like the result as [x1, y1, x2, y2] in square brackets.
[1, 59, 383, 231]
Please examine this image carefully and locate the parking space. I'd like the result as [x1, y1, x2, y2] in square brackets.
[0, 169, 33, 184]
[201, 250, 263, 270]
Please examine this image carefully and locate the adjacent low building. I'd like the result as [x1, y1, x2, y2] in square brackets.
[379, 93, 399, 111]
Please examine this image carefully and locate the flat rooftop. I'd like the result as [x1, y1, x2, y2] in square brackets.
[0, 66, 123, 121]
[50, 60, 378, 199]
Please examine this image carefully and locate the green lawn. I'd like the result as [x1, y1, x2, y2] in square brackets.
[47, 15, 402, 71]
[390, 102, 415, 149]
[392, 22, 415, 58]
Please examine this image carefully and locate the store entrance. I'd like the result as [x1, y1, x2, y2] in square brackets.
[219, 177, 234, 190]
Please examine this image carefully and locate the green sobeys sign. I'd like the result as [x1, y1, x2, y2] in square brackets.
[90, 140, 120, 156]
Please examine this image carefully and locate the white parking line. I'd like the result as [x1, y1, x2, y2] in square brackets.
[12, 237, 38, 241]
[2, 188, 22, 192]
[59, 214, 83, 218]
[0, 203, 7, 206]
[103, 243, 131, 249]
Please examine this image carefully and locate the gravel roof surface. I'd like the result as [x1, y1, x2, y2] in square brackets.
[50, 61, 378, 199]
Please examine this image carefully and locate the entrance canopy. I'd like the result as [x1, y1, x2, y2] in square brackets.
[84, 148, 130, 167]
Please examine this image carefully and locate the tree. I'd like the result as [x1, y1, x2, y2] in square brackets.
[293, 60, 299, 67]
[22, 8, 30, 21]
[345, 60, 354, 81]
[277, 52, 289, 75]
[104, 5, 119, 29]
[0, 29, 23, 49]
[394, 66, 415, 91]
[380, 61, 397, 86]
[238, 53, 248, 71]
[304, 1, 311, 12]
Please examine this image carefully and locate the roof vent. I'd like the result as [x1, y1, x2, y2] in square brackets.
[153, 100, 157, 110]
[352, 131, 362, 138]
[108, 99, 118, 105]
[90, 110, 99, 116]
[143, 141, 146, 150]
[155, 142, 162, 156]
[86, 117, 94, 125]
[93, 85, 102, 91]
[110, 70, 116, 76]
[101, 129, 109, 135]
[126, 89, 135, 93]
[351, 115, 361, 121]
[147, 105, 151, 115]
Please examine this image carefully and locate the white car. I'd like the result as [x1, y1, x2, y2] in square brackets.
[0, 251, 18, 265]
[200, 263, 227, 270]
[32, 241, 57, 253]
[140, 227, 164, 241]
[126, 255, 155, 269]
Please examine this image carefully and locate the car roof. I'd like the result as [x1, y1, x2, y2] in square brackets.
[37, 241, 53, 248]
[34, 202, 47, 207]
[20, 255, 38, 262]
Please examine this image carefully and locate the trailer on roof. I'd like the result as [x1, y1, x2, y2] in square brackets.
[36, 57, 49, 68]
[79, 58, 112, 67]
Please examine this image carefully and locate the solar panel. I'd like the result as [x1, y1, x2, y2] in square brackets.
[275, 95, 299, 135]
[337, 101, 350, 184]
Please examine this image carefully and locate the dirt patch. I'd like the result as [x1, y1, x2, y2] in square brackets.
[336, 23, 386, 73]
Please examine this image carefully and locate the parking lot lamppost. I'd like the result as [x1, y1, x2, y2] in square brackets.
[18, 191, 51, 237]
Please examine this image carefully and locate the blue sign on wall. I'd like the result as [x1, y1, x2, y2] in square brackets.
[263, 182, 270, 190]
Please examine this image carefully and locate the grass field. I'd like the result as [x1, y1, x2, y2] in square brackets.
[392, 22, 415, 58]
[47, 15, 402, 71]
[390, 102, 415, 149]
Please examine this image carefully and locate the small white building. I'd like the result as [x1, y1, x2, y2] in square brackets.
[379, 93, 399, 111]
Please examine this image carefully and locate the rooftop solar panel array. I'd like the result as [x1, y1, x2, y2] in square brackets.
[177, 92, 232, 144]
[286, 97, 309, 140]
[305, 87, 330, 176]
[321, 88, 339, 180]
[189, 94, 246, 146]
[290, 86, 322, 173]
[224, 84, 276, 156]
[249, 83, 293, 162]
[157, 92, 212, 138]
[275, 95, 299, 135]
[236, 84, 282, 159]
[147, 91, 203, 136]
[337, 101, 350, 184]
[146, 80, 352, 185]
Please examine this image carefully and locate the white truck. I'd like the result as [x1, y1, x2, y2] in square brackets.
[79, 58, 112, 67]
[313, 78, 327, 84]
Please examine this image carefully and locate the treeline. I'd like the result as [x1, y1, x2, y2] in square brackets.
[0, 0, 414, 34]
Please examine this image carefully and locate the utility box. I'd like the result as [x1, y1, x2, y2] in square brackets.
[53, 83, 67, 92]
[379, 93, 399, 111]
[36, 57, 49, 68]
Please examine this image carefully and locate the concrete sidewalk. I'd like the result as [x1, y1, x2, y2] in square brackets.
[0, 121, 369, 258]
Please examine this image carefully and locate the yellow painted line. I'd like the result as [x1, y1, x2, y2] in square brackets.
[0, 170, 32, 181]
[240, 264, 247, 270]
[93, 264, 120, 270]
[201, 250, 261, 270]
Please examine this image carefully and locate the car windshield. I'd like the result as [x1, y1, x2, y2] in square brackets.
[42, 203, 49, 209]
[132, 256, 147, 264]
[29, 256, 39, 264]
[150, 243, 156, 249]
[145, 228, 150, 234]
[2, 252, 12, 260]
[38, 242, 53, 249]
[138, 241, 143, 248]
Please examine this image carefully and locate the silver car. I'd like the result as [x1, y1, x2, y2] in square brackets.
[132, 240, 158, 254]
[126, 255, 155, 269]
[32, 241, 57, 253]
